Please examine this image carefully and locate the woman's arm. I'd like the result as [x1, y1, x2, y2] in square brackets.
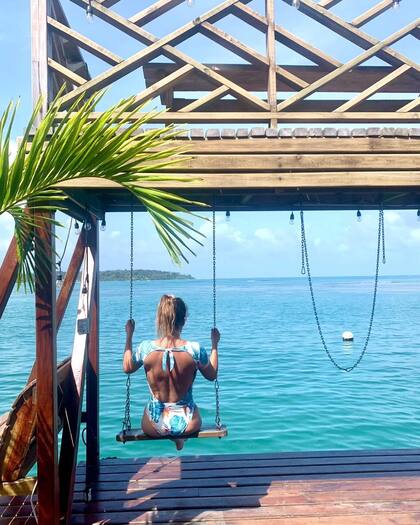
[198, 328, 220, 381]
[123, 319, 141, 374]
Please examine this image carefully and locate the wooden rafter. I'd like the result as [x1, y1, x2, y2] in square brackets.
[351, 0, 394, 29]
[232, 2, 341, 68]
[48, 16, 122, 65]
[61, 0, 269, 111]
[48, 57, 87, 86]
[277, 21, 418, 111]
[334, 64, 411, 112]
[129, 0, 185, 27]
[179, 86, 230, 112]
[397, 97, 420, 112]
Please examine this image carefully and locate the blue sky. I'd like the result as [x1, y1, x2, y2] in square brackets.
[0, 0, 419, 278]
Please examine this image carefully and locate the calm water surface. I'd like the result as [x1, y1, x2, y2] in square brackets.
[1, 276, 420, 458]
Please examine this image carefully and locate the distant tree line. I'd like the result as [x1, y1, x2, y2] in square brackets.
[99, 269, 194, 281]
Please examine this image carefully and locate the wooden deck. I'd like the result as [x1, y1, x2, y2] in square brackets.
[3, 448, 420, 524]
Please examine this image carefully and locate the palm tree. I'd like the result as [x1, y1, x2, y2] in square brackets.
[0, 91, 205, 290]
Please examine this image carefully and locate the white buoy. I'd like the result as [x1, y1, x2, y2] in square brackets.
[342, 331, 354, 342]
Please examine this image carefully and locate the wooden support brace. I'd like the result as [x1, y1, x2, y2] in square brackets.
[0, 237, 19, 319]
[351, 0, 394, 29]
[48, 57, 87, 86]
[35, 211, 59, 525]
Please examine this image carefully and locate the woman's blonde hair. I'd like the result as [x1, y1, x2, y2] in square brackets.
[156, 295, 187, 337]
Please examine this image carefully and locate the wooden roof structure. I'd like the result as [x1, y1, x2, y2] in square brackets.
[31, 0, 419, 215]
[3, 1, 416, 523]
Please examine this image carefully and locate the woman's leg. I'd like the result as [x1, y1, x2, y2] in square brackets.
[174, 406, 202, 451]
[141, 408, 161, 437]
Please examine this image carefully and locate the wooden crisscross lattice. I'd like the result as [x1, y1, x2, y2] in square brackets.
[41, 0, 419, 126]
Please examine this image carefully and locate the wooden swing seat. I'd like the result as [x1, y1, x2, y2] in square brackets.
[116, 424, 227, 442]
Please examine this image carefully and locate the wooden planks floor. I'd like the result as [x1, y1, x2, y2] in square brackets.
[2, 449, 420, 524]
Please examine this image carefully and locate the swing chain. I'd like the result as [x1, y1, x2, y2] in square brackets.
[300, 208, 385, 373]
[122, 210, 134, 438]
[212, 197, 222, 429]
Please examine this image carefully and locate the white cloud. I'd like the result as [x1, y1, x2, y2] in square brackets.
[254, 227, 277, 244]
[385, 211, 402, 225]
[110, 230, 121, 239]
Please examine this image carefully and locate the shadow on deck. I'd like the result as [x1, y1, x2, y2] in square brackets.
[2, 448, 420, 524]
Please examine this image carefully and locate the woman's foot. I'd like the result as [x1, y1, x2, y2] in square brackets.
[175, 438, 184, 450]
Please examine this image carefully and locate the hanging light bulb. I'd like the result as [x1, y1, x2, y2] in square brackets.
[392, 0, 400, 9]
[225, 210, 231, 222]
[186, 0, 195, 7]
[292, 0, 301, 8]
[417, 209, 420, 222]
[289, 211, 295, 225]
[357, 210, 362, 222]
[74, 221, 80, 235]
[85, 221, 92, 231]
[100, 218, 106, 231]
[86, 0, 94, 21]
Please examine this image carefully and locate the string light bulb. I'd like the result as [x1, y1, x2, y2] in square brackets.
[74, 221, 80, 235]
[417, 209, 420, 222]
[186, 0, 195, 7]
[357, 210, 362, 222]
[292, 0, 301, 8]
[56, 263, 63, 289]
[86, 0, 93, 21]
[100, 218, 106, 231]
[289, 211, 295, 225]
[392, 0, 400, 9]
[225, 210, 231, 222]
[85, 221, 92, 231]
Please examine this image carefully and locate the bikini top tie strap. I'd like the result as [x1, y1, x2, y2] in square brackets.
[161, 348, 175, 372]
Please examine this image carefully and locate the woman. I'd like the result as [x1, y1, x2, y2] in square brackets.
[123, 294, 220, 450]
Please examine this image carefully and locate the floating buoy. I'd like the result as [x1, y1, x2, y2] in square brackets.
[342, 331, 354, 341]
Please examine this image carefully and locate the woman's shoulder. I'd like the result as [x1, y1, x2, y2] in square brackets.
[137, 340, 154, 355]
[184, 341, 205, 360]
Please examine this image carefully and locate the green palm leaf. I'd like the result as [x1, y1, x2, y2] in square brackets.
[0, 90, 207, 290]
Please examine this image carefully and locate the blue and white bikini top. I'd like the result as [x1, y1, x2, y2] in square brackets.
[132, 340, 209, 372]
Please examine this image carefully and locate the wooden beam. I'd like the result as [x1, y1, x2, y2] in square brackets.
[277, 21, 418, 111]
[0, 237, 18, 319]
[334, 64, 411, 112]
[171, 97, 412, 113]
[56, 233, 85, 331]
[47, 16, 122, 66]
[144, 63, 418, 93]
[55, 110, 420, 124]
[266, 0, 277, 128]
[152, 153, 420, 172]
[86, 220, 100, 484]
[288, 0, 420, 74]
[199, 23, 308, 90]
[63, 0, 269, 112]
[59, 233, 96, 523]
[351, 0, 394, 29]
[179, 86, 230, 113]
[35, 210, 59, 525]
[48, 57, 87, 86]
[132, 64, 193, 107]
[129, 0, 185, 27]
[55, 171, 420, 189]
[397, 97, 420, 112]
[31, 0, 50, 119]
[232, 3, 340, 69]
[318, 0, 343, 7]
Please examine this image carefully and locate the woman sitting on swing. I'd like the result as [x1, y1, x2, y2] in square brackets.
[123, 294, 220, 450]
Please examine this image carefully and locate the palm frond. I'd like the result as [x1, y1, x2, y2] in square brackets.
[0, 90, 207, 288]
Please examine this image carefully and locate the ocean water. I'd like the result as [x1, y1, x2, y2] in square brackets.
[1, 276, 420, 459]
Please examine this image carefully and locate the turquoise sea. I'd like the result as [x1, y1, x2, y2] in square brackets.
[1, 276, 420, 459]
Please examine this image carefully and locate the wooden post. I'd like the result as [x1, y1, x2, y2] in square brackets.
[31, 0, 51, 120]
[34, 211, 60, 525]
[86, 218, 100, 480]
[0, 237, 19, 318]
[266, 0, 277, 128]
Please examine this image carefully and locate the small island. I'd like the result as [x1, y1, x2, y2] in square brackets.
[99, 269, 194, 281]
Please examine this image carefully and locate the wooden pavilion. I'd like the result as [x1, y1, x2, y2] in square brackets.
[0, 0, 419, 523]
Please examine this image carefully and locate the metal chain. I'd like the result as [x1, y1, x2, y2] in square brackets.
[212, 197, 221, 429]
[122, 210, 134, 437]
[300, 208, 385, 373]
